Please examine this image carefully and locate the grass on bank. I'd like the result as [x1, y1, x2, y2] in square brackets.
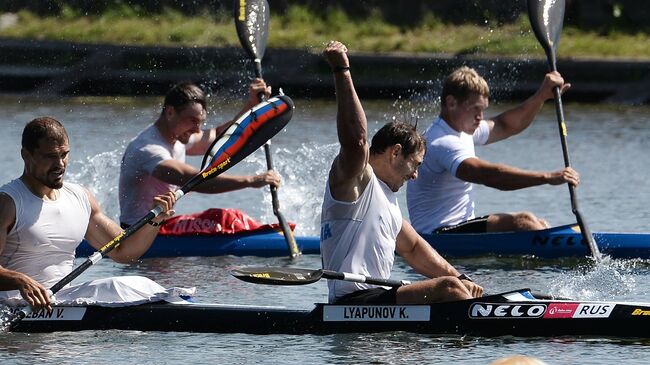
[1, 5, 649, 59]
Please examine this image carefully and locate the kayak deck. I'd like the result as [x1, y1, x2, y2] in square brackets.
[11, 289, 650, 337]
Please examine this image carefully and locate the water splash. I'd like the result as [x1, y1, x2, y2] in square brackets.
[388, 82, 441, 131]
[248, 142, 338, 236]
[203, 59, 254, 99]
[61, 134, 337, 236]
[67, 148, 123, 221]
[549, 257, 639, 300]
[0, 306, 11, 332]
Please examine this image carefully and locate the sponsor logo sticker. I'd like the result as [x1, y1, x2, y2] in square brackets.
[544, 303, 579, 318]
[323, 305, 430, 322]
[631, 308, 650, 316]
[18, 307, 86, 321]
[202, 157, 231, 178]
[469, 303, 547, 319]
[572, 303, 614, 318]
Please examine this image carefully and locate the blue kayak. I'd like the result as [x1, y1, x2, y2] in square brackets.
[75, 230, 321, 258]
[421, 223, 650, 259]
[75, 223, 650, 259]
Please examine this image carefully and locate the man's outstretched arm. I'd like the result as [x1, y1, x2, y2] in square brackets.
[323, 41, 370, 201]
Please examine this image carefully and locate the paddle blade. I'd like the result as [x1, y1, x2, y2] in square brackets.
[234, 0, 270, 61]
[199, 94, 294, 175]
[527, 0, 565, 63]
[231, 267, 323, 285]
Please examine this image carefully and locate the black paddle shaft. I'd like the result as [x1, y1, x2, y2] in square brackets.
[49, 210, 156, 294]
[253, 64, 285, 219]
[321, 270, 410, 288]
[527, 0, 601, 261]
[231, 267, 411, 287]
[234, 0, 300, 259]
[550, 77, 600, 260]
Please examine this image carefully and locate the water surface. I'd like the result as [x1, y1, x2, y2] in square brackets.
[1, 95, 650, 364]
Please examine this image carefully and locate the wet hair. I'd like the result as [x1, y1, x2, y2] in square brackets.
[162, 82, 207, 114]
[441, 66, 490, 106]
[369, 121, 426, 157]
[22, 116, 69, 152]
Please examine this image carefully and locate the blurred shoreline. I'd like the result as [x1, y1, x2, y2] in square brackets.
[1, 38, 649, 104]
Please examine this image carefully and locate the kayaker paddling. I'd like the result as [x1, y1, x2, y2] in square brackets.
[407, 66, 578, 235]
[118, 81, 281, 227]
[320, 40, 483, 305]
[0, 117, 177, 311]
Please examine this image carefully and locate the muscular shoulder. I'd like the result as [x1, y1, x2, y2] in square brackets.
[423, 122, 462, 152]
[74, 185, 102, 216]
[0, 192, 16, 230]
[0, 192, 15, 208]
[123, 128, 178, 175]
[125, 126, 170, 155]
[422, 130, 467, 168]
[328, 161, 372, 202]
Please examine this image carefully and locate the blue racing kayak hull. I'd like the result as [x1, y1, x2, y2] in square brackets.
[422, 223, 650, 259]
[76, 224, 650, 259]
[76, 230, 321, 258]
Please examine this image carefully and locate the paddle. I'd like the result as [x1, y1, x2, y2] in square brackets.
[234, 0, 301, 260]
[230, 267, 575, 303]
[527, 0, 601, 261]
[7, 95, 294, 329]
[231, 266, 411, 287]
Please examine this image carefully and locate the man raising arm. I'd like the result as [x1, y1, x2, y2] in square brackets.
[320, 41, 483, 305]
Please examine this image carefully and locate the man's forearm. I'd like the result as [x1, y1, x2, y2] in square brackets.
[0, 268, 22, 291]
[474, 163, 549, 191]
[493, 92, 547, 136]
[193, 174, 256, 194]
[335, 71, 368, 149]
[459, 159, 550, 191]
[404, 238, 460, 279]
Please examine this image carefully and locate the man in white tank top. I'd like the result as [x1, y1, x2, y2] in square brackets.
[0, 117, 177, 311]
[119, 81, 282, 226]
[320, 41, 483, 305]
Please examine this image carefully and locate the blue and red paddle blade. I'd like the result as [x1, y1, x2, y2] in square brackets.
[200, 94, 294, 175]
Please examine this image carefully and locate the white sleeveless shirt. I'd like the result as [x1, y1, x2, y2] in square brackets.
[0, 179, 91, 290]
[320, 170, 402, 303]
